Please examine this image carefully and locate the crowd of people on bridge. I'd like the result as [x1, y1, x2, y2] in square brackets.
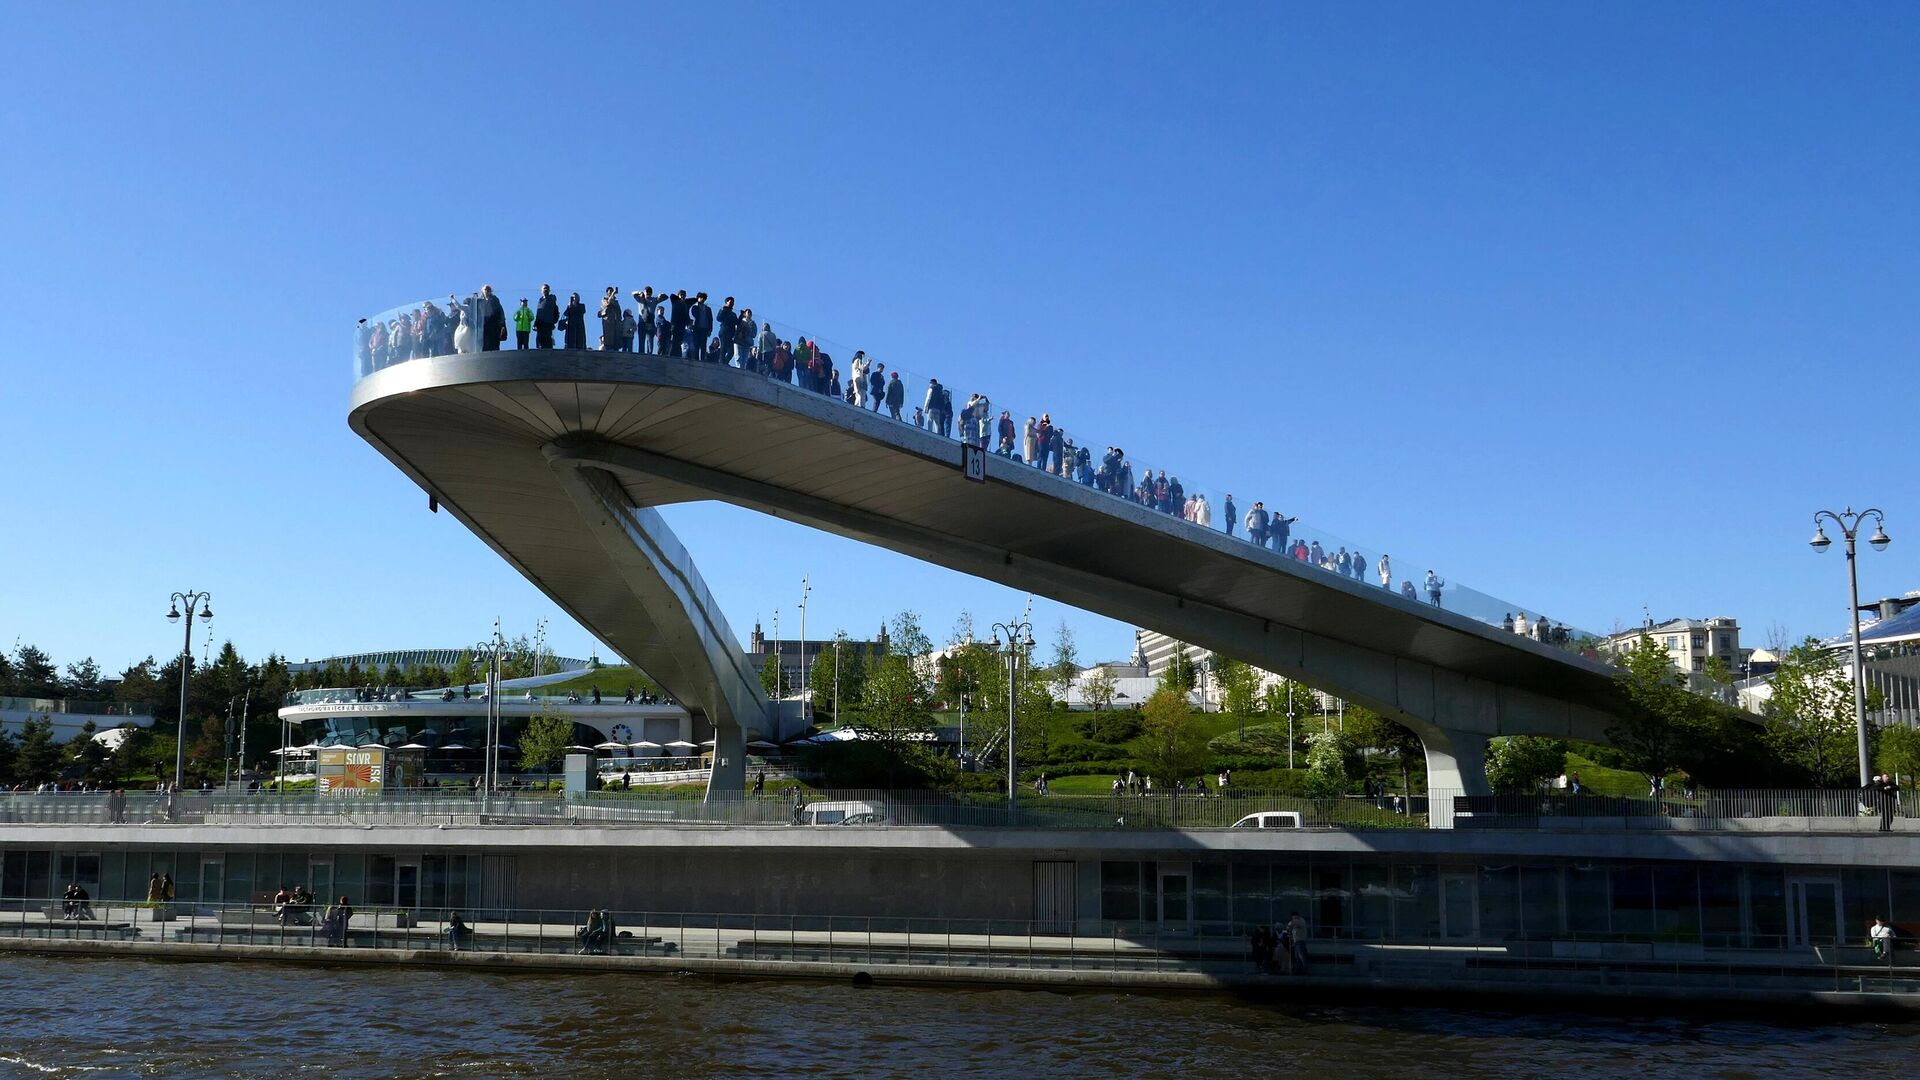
[356, 282, 1578, 635]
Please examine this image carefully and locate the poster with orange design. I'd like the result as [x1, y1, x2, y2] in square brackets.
[316, 747, 386, 797]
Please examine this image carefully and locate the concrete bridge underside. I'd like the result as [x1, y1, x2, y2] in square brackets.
[350, 352, 1630, 796]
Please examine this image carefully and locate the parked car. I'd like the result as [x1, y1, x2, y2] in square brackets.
[1230, 811, 1303, 829]
[793, 800, 885, 826]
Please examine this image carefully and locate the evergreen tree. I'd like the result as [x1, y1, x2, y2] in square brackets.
[11, 645, 60, 698]
[69, 720, 113, 786]
[15, 716, 62, 783]
[63, 657, 104, 699]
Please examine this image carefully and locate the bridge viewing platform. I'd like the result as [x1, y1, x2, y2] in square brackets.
[350, 288, 1627, 797]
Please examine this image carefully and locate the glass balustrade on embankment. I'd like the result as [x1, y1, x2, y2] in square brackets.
[354, 288, 1599, 649]
[7, 787, 1917, 832]
[6, 895, 1917, 999]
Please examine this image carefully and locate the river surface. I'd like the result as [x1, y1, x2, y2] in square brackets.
[3, 955, 1913, 1078]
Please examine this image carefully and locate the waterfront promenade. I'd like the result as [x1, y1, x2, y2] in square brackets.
[6, 897, 1918, 1009]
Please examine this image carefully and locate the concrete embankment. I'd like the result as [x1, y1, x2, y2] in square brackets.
[5, 937, 1916, 1015]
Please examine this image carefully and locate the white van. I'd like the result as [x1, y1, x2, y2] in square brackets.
[1230, 811, 1303, 830]
[794, 800, 885, 826]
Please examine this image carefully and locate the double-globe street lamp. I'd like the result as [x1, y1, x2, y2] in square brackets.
[989, 619, 1036, 811]
[165, 591, 213, 792]
[471, 632, 507, 811]
[1809, 506, 1892, 787]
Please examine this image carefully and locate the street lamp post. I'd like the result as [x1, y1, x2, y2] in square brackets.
[473, 631, 505, 812]
[165, 591, 213, 792]
[1811, 507, 1892, 787]
[990, 618, 1036, 813]
[798, 577, 811, 722]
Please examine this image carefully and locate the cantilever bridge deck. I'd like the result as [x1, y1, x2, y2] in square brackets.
[350, 347, 1625, 792]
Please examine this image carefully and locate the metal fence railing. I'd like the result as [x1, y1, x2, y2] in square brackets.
[3, 896, 1914, 998]
[0, 787, 1908, 832]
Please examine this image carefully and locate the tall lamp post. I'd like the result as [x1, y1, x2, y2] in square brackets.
[990, 618, 1036, 811]
[165, 591, 212, 791]
[1810, 506, 1892, 787]
[472, 632, 505, 812]
[798, 577, 811, 722]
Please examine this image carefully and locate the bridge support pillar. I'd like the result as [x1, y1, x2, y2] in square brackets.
[706, 718, 745, 802]
[1420, 727, 1489, 829]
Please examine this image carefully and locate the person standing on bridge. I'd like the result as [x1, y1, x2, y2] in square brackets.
[996, 410, 1015, 455]
[758, 323, 779, 374]
[1513, 611, 1530, 638]
[1224, 495, 1237, 537]
[850, 350, 871, 405]
[1192, 492, 1212, 527]
[717, 297, 739, 364]
[1378, 553, 1392, 588]
[631, 288, 665, 353]
[886, 372, 905, 419]
[735, 307, 757, 368]
[479, 285, 507, 351]
[1022, 416, 1038, 464]
[665, 290, 690, 357]
[535, 285, 559, 349]
[513, 298, 533, 349]
[1425, 570, 1445, 607]
[561, 292, 587, 350]
[598, 287, 623, 351]
[924, 379, 950, 437]
[868, 363, 887, 411]
[689, 292, 714, 362]
[1272, 512, 1297, 552]
[1246, 502, 1269, 548]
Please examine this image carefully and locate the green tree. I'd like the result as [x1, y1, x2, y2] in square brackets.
[760, 653, 782, 698]
[1215, 656, 1264, 743]
[1763, 638, 1872, 786]
[856, 654, 937, 784]
[450, 650, 479, 690]
[858, 655, 936, 745]
[1159, 646, 1197, 693]
[69, 720, 115, 786]
[1877, 725, 1920, 789]
[1343, 705, 1426, 795]
[1304, 728, 1360, 797]
[1485, 735, 1568, 793]
[518, 711, 574, 780]
[15, 716, 63, 783]
[888, 609, 933, 661]
[811, 631, 869, 720]
[1607, 633, 1710, 787]
[11, 645, 60, 698]
[1046, 622, 1080, 703]
[1135, 689, 1210, 785]
[1081, 664, 1119, 712]
[63, 657, 104, 699]
[0, 728, 16, 786]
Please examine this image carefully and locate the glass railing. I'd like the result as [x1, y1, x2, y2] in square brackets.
[282, 686, 678, 707]
[0, 696, 151, 717]
[355, 287, 1604, 651]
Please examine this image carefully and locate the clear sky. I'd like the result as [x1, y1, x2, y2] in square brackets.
[3, 3, 1915, 676]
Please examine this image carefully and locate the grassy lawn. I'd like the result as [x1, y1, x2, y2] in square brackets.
[1564, 752, 1656, 797]
[537, 666, 659, 696]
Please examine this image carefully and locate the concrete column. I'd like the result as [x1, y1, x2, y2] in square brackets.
[705, 715, 745, 802]
[1420, 727, 1489, 830]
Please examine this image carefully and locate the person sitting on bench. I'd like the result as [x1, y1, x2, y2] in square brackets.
[62, 883, 94, 921]
[444, 912, 474, 952]
[576, 908, 610, 954]
[1871, 917, 1896, 959]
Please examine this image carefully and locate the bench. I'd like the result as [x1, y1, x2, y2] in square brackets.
[27, 920, 140, 940]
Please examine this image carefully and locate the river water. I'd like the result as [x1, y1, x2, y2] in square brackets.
[3, 956, 1912, 1078]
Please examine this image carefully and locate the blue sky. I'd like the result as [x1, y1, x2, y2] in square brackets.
[3, 3, 1915, 675]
